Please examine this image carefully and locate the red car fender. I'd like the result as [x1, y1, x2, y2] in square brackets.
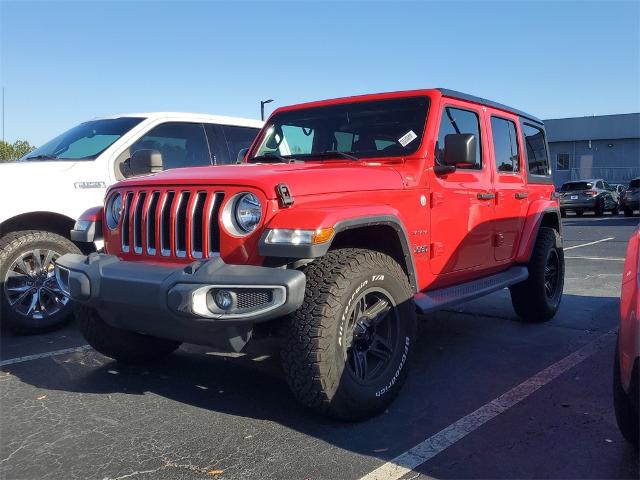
[515, 199, 562, 263]
[264, 204, 402, 231]
[619, 226, 640, 391]
[79, 206, 104, 223]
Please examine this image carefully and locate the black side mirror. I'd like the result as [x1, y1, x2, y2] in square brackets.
[237, 148, 249, 164]
[444, 133, 476, 167]
[130, 149, 163, 176]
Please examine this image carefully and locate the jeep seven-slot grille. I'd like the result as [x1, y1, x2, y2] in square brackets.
[120, 189, 223, 258]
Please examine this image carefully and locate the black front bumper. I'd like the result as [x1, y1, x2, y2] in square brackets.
[55, 253, 305, 347]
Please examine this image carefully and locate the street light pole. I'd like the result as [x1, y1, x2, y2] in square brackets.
[260, 99, 274, 121]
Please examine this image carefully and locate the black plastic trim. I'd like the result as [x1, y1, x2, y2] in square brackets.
[437, 88, 543, 125]
[70, 220, 102, 243]
[259, 215, 419, 292]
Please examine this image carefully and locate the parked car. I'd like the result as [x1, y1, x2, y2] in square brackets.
[621, 178, 640, 217]
[614, 224, 639, 446]
[56, 88, 565, 420]
[611, 183, 627, 197]
[558, 179, 619, 217]
[0, 113, 262, 334]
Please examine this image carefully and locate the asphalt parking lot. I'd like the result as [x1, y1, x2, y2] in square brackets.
[1, 214, 639, 480]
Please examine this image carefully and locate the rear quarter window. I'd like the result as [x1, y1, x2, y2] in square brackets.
[521, 123, 550, 179]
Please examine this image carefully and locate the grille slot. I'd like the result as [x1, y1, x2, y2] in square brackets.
[133, 192, 146, 254]
[121, 192, 134, 252]
[160, 191, 175, 256]
[191, 192, 207, 258]
[146, 192, 160, 255]
[119, 189, 222, 259]
[236, 289, 273, 310]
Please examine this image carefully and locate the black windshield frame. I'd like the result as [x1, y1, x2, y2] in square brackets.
[248, 96, 430, 162]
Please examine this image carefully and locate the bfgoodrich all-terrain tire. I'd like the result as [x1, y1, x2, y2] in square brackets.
[282, 248, 417, 421]
[0, 230, 81, 334]
[510, 227, 564, 322]
[76, 305, 181, 364]
[613, 341, 639, 446]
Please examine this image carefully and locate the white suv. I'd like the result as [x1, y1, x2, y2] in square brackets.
[0, 112, 262, 333]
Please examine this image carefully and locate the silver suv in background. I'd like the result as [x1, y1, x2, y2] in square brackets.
[622, 178, 640, 217]
[559, 179, 620, 217]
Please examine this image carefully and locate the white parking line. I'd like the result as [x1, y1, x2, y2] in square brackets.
[566, 256, 625, 261]
[0, 345, 91, 367]
[358, 330, 615, 480]
[564, 237, 614, 251]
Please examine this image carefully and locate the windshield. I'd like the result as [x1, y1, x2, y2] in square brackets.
[21, 117, 144, 161]
[561, 181, 593, 191]
[249, 97, 429, 162]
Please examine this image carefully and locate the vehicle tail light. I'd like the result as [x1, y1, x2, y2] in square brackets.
[584, 190, 598, 197]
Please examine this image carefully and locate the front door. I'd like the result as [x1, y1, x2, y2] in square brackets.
[486, 112, 528, 262]
[429, 101, 495, 286]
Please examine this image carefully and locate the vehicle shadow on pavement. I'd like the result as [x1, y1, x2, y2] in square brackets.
[5, 291, 637, 479]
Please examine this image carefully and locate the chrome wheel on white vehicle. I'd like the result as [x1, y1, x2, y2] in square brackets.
[4, 249, 68, 319]
[0, 230, 81, 334]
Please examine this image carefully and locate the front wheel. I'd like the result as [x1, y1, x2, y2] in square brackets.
[0, 230, 81, 334]
[510, 227, 564, 322]
[282, 249, 416, 421]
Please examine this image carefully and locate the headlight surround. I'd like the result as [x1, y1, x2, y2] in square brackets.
[105, 192, 123, 230]
[222, 192, 263, 236]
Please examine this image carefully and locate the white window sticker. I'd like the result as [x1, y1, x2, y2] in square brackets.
[398, 130, 417, 147]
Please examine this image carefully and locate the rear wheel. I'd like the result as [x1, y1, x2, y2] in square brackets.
[76, 305, 181, 363]
[613, 341, 639, 446]
[0, 230, 81, 334]
[510, 227, 564, 322]
[282, 249, 416, 421]
[594, 199, 605, 217]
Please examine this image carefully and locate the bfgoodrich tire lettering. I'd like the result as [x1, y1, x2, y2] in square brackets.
[0, 230, 81, 334]
[281, 248, 416, 421]
[76, 305, 181, 364]
[510, 227, 564, 322]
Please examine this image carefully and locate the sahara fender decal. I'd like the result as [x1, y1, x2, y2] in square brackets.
[515, 203, 562, 263]
[258, 214, 419, 292]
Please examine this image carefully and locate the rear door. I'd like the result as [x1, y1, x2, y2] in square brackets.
[486, 112, 528, 262]
[429, 100, 495, 284]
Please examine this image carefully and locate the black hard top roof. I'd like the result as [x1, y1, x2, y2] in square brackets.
[437, 88, 543, 125]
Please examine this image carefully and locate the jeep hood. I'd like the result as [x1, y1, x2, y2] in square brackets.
[115, 162, 405, 198]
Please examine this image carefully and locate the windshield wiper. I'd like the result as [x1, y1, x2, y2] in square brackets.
[320, 150, 359, 161]
[23, 154, 58, 161]
[250, 152, 292, 164]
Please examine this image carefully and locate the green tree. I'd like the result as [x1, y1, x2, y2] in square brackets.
[0, 140, 36, 162]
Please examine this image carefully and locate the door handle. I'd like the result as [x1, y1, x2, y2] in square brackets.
[477, 192, 496, 200]
[515, 191, 529, 199]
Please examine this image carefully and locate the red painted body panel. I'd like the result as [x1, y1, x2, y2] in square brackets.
[620, 226, 640, 392]
[99, 88, 559, 295]
[79, 206, 103, 223]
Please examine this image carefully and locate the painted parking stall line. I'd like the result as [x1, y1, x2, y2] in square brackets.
[564, 237, 614, 251]
[358, 331, 616, 480]
[565, 256, 625, 261]
[0, 345, 91, 367]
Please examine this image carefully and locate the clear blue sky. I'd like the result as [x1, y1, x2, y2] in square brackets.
[1, 0, 639, 145]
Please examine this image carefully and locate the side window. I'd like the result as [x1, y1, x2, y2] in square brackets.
[556, 153, 570, 171]
[221, 125, 260, 165]
[130, 122, 211, 170]
[490, 117, 520, 173]
[437, 107, 482, 169]
[522, 123, 550, 176]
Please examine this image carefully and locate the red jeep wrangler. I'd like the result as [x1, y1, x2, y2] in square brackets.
[56, 89, 564, 420]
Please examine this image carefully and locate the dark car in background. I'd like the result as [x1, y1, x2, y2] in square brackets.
[621, 178, 640, 217]
[559, 179, 619, 217]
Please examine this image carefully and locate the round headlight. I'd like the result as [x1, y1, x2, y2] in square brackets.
[106, 192, 123, 230]
[234, 193, 262, 233]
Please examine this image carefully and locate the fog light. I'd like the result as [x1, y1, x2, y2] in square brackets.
[214, 290, 233, 310]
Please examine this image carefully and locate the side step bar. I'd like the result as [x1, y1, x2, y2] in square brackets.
[414, 266, 529, 314]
